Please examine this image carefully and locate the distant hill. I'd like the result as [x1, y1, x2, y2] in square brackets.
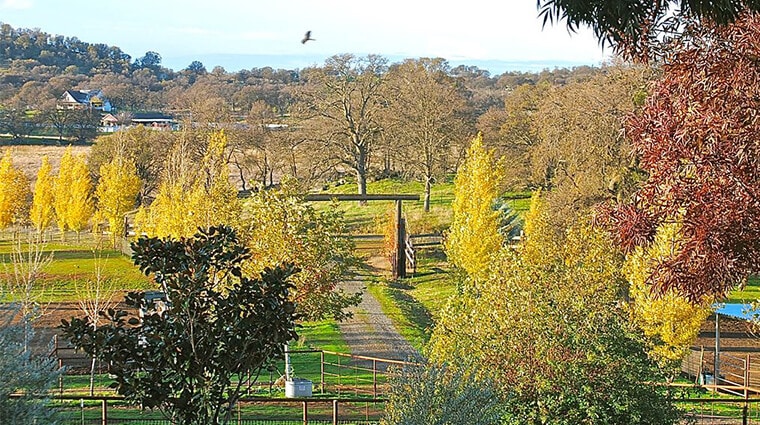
[0, 22, 133, 75]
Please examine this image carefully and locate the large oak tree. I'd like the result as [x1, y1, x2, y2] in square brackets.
[384, 58, 470, 211]
[294, 54, 388, 200]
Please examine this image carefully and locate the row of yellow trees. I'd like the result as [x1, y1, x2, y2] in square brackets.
[0, 130, 245, 248]
[0, 147, 140, 244]
[1, 129, 359, 321]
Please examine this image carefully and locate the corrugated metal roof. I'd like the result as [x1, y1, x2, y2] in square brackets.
[715, 303, 758, 320]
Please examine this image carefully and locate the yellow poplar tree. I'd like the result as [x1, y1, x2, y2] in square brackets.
[141, 177, 200, 238]
[624, 221, 713, 369]
[197, 130, 239, 229]
[136, 130, 239, 239]
[54, 146, 75, 236]
[0, 150, 11, 228]
[66, 154, 95, 239]
[96, 156, 141, 247]
[444, 133, 505, 281]
[0, 149, 31, 229]
[30, 156, 56, 233]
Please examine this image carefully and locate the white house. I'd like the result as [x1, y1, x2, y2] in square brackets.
[59, 89, 113, 112]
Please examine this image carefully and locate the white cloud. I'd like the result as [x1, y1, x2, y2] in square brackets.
[0, 0, 33, 10]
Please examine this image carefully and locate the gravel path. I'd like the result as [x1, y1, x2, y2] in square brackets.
[336, 259, 421, 365]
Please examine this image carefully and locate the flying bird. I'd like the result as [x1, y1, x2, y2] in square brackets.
[302, 31, 315, 44]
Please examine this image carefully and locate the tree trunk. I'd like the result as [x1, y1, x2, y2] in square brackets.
[356, 147, 368, 206]
[424, 176, 432, 212]
[89, 356, 96, 396]
[356, 168, 367, 206]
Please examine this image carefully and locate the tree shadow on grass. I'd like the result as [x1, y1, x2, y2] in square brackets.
[383, 282, 434, 345]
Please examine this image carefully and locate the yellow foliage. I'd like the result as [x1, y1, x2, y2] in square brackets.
[53, 146, 74, 233]
[445, 133, 505, 281]
[238, 183, 356, 320]
[0, 149, 31, 229]
[140, 178, 196, 238]
[135, 130, 239, 238]
[624, 221, 713, 367]
[66, 154, 95, 235]
[30, 156, 56, 232]
[429, 218, 626, 385]
[96, 156, 141, 246]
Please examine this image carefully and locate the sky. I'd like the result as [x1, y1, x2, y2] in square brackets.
[0, 0, 611, 74]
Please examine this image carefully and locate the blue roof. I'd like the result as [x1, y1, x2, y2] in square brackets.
[714, 303, 759, 320]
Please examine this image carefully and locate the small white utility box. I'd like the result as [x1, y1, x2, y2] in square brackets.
[285, 378, 313, 398]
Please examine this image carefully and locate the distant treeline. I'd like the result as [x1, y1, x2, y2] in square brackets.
[0, 22, 603, 115]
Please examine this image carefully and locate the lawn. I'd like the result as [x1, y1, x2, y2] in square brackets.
[726, 276, 760, 304]
[317, 178, 455, 235]
[0, 237, 151, 302]
[315, 177, 531, 235]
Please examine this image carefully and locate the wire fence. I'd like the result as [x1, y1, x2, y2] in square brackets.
[30, 396, 385, 425]
[24, 394, 760, 425]
[52, 343, 412, 399]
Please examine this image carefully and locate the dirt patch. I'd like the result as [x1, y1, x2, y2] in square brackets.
[2, 145, 91, 184]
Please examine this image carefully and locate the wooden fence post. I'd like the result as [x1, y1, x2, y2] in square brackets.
[101, 398, 107, 425]
[321, 351, 325, 394]
[746, 354, 751, 398]
[332, 399, 339, 425]
[302, 401, 308, 425]
[715, 312, 721, 388]
[395, 201, 406, 279]
[373, 359, 377, 398]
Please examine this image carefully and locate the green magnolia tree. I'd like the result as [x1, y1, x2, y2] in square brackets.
[60, 226, 300, 425]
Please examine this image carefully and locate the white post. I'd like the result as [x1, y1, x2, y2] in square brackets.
[715, 312, 720, 387]
[284, 343, 291, 381]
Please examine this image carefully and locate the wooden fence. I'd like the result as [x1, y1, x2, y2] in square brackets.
[51, 339, 414, 399]
[682, 348, 760, 396]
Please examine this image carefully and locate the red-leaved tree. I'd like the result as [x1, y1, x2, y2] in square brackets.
[611, 13, 760, 302]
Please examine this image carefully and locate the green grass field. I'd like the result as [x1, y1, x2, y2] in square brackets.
[0, 237, 151, 302]
[316, 177, 530, 235]
[726, 276, 760, 303]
